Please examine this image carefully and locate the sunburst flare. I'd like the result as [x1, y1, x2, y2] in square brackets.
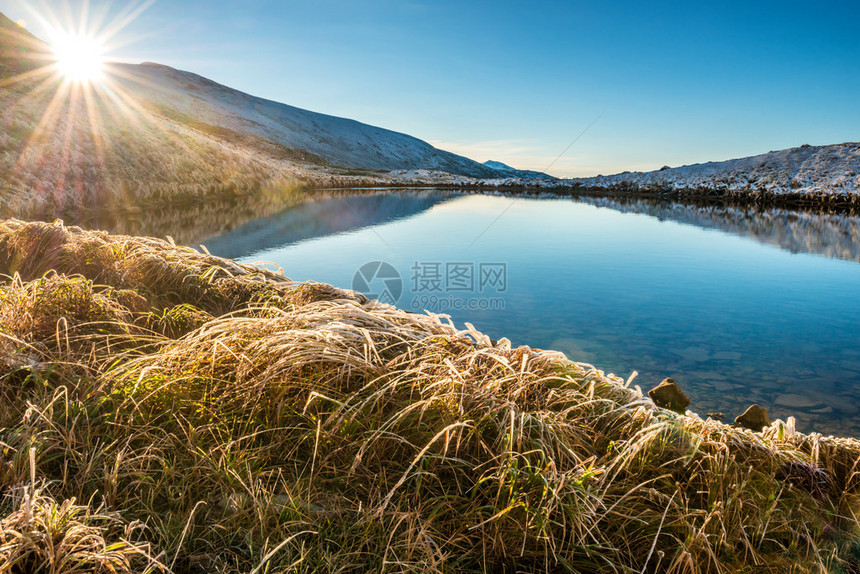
[50, 31, 105, 83]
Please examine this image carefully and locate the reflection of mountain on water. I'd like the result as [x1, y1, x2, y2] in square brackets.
[581, 196, 860, 262]
[200, 192, 454, 259]
[58, 190, 860, 264]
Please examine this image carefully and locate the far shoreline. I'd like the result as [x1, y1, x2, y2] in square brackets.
[309, 181, 860, 212]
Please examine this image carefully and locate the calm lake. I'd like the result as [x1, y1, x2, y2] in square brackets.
[198, 190, 860, 436]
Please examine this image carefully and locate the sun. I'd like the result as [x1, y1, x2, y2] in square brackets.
[51, 32, 105, 83]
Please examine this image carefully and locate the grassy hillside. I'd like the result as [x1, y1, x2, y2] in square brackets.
[0, 12, 388, 222]
[0, 69, 386, 222]
[113, 62, 501, 178]
[1, 219, 860, 573]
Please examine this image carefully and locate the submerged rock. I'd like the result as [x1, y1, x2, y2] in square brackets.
[774, 393, 823, 409]
[735, 404, 771, 431]
[706, 412, 725, 421]
[710, 380, 736, 392]
[648, 378, 690, 414]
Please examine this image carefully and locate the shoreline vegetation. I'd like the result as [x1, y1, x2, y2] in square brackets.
[3, 219, 860, 572]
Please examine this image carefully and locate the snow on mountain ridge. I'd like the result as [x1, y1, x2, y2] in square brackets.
[113, 62, 500, 178]
[482, 160, 553, 179]
[569, 143, 860, 196]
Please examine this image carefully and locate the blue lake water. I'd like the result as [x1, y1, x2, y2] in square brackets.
[201, 191, 860, 436]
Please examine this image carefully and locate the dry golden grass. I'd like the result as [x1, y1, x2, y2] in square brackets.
[0, 481, 154, 573]
[1, 218, 860, 573]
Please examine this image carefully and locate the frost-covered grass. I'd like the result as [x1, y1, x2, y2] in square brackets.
[2, 219, 860, 573]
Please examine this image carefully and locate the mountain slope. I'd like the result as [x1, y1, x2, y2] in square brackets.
[482, 160, 551, 179]
[382, 143, 860, 202]
[568, 143, 860, 197]
[0, 11, 506, 220]
[0, 67, 321, 218]
[113, 62, 499, 178]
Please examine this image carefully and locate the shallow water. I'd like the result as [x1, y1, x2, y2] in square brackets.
[201, 191, 860, 436]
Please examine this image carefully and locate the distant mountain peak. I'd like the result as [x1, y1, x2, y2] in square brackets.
[483, 160, 517, 172]
[483, 159, 553, 179]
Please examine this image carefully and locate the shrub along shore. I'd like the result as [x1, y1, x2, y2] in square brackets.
[1, 218, 860, 573]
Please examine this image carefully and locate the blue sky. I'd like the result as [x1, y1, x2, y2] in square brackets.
[3, 0, 858, 177]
